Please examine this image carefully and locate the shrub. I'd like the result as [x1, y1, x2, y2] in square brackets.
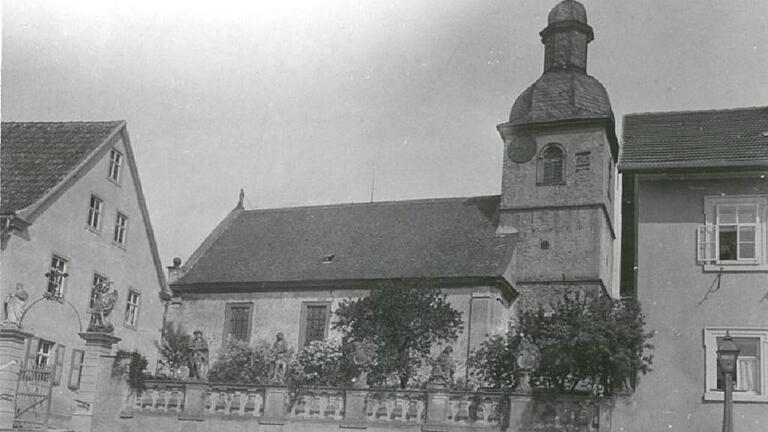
[207, 338, 273, 384]
[155, 322, 192, 378]
[470, 293, 654, 396]
[333, 279, 464, 389]
[113, 349, 149, 394]
[291, 339, 355, 387]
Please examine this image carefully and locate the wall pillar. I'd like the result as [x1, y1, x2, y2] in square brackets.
[340, 389, 368, 429]
[178, 382, 206, 421]
[0, 327, 32, 430]
[260, 386, 288, 425]
[423, 384, 449, 432]
[69, 332, 120, 432]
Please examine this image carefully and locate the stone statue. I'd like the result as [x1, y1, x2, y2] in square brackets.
[428, 346, 455, 387]
[188, 330, 209, 381]
[2, 284, 28, 328]
[87, 282, 118, 333]
[351, 339, 376, 388]
[269, 332, 289, 384]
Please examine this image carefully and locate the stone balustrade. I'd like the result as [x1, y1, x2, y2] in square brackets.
[121, 381, 611, 431]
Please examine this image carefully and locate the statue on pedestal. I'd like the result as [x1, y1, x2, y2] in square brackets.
[269, 332, 289, 384]
[188, 330, 209, 381]
[87, 281, 118, 333]
[428, 346, 455, 387]
[2, 283, 28, 328]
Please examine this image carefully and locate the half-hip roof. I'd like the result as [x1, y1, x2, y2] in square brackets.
[173, 195, 516, 289]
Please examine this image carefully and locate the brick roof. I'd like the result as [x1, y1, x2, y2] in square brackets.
[1, 121, 124, 214]
[619, 106, 768, 171]
[173, 195, 515, 287]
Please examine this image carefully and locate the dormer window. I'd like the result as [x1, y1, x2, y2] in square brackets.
[537, 144, 565, 185]
[108, 148, 123, 183]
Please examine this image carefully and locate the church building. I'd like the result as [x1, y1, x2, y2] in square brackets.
[167, 0, 617, 378]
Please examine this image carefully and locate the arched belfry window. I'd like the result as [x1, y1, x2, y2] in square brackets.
[537, 144, 565, 185]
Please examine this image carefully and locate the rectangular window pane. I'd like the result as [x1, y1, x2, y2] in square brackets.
[229, 306, 249, 341]
[88, 195, 103, 229]
[739, 205, 757, 224]
[35, 340, 54, 369]
[114, 213, 128, 244]
[124, 291, 140, 327]
[719, 226, 737, 261]
[304, 305, 327, 345]
[109, 149, 123, 182]
[718, 206, 737, 224]
[47, 256, 68, 296]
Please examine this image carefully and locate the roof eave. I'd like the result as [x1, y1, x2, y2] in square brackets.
[618, 160, 768, 173]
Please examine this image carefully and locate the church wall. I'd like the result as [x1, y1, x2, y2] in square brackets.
[172, 284, 513, 384]
[611, 176, 768, 432]
[0, 134, 165, 429]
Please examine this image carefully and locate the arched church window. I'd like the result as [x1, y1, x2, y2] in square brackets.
[537, 144, 565, 185]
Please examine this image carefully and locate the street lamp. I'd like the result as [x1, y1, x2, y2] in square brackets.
[717, 331, 740, 432]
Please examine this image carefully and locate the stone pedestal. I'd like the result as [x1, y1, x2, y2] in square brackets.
[340, 389, 368, 429]
[179, 383, 206, 421]
[424, 385, 449, 432]
[70, 332, 120, 432]
[260, 386, 288, 425]
[0, 327, 32, 430]
[507, 393, 532, 430]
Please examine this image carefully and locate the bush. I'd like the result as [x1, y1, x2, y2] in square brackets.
[113, 349, 149, 394]
[333, 279, 464, 389]
[291, 340, 355, 387]
[470, 293, 653, 396]
[207, 338, 274, 384]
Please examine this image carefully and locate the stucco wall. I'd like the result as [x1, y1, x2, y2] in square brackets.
[0, 134, 165, 427]
[612, 176, 768, 432]
[171, 284, 512, 382]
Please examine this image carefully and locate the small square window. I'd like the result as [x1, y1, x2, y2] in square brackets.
[46, 255, 68, 297]
[87, 195, 103, 230]
[704, 328, 768, 403]
[114, 212, 128, 245]
[108, 148, 123, 183]
[124, 290, 141, 328]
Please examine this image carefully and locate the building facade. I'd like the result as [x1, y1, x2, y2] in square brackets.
[0, 121, 169, 428]
[168, 0, 617, 384]
[613, 107, 768, 431]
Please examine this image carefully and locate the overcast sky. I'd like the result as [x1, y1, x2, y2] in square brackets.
[3, 0, 768, 264]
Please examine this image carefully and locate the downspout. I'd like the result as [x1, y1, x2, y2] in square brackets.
[464, 296, 473, 385]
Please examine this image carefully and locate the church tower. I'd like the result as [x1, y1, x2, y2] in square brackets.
[496, 0, 618, 304]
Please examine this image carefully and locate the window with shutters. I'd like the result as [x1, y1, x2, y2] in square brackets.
[697, 196, 767, 271]
[299, 302, 331, 347]
[68, 349, 85, 389]
[704, 327, 768, 403]
[537, 144, 565, 185]
[223, 303, 253, 342]
[53, 345, 66, 385]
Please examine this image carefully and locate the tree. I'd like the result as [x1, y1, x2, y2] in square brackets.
[470, 293, 654, 396]
[333, 280, 463, 389]
[156, 322, 192, 376]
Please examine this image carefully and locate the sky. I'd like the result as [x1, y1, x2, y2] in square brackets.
[3, 0, 768, 265]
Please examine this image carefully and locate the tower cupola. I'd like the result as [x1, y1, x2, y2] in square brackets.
[541, 0, 594, 72]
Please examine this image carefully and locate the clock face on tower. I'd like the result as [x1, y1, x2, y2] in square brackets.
[506, 132, 537, 163]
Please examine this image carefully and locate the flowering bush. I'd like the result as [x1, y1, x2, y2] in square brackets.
[290, 340, 355, 387]
[207, 338, 274, 384]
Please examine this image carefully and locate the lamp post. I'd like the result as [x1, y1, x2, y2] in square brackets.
[717, 331, 740, 432]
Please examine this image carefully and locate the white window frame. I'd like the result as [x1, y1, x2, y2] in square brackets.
[113, 212, 128, 246]
[87, 194, 103, 231]
[108, 148, 123, 183]
[704, 327, 768, 403]
[35, 339, 55, 370]
[47, 255, 68, 297]
[698, 195, 767, 271]
[124, 289, 141, 328]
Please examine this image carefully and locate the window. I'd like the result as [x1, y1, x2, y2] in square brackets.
[114, 212, 128, 245]
[537, 144, 565, 185]
[575, 151, 591, 171]
[299, 302, 330, 347]
[124, 290, 141, 328]
[53, 345, 66, 385]
[87, 195, 103, 230]
[704, 328, 768, 402]
[89, 273, 109, 310]
[46, 255, 68, 297]
[108, 148, 123, 182]
[34, 339, 55, 369]
[698, 196, 766, 270]
[68, 349, 85, 389]
[223, 303, 253, 342]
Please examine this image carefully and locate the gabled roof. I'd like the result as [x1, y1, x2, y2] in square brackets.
[1, 121, 169, 297]
[619, 106, 768, 171]
[173, 195, 516, 289]
[1, 121, 125, 214]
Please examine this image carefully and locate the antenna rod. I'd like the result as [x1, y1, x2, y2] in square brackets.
[369, 165, 376, 203]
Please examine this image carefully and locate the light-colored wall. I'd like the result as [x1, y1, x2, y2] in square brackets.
[612, 176, 768, 432]
[0, 132, 165, 427]
[172, 284, 513, 382]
